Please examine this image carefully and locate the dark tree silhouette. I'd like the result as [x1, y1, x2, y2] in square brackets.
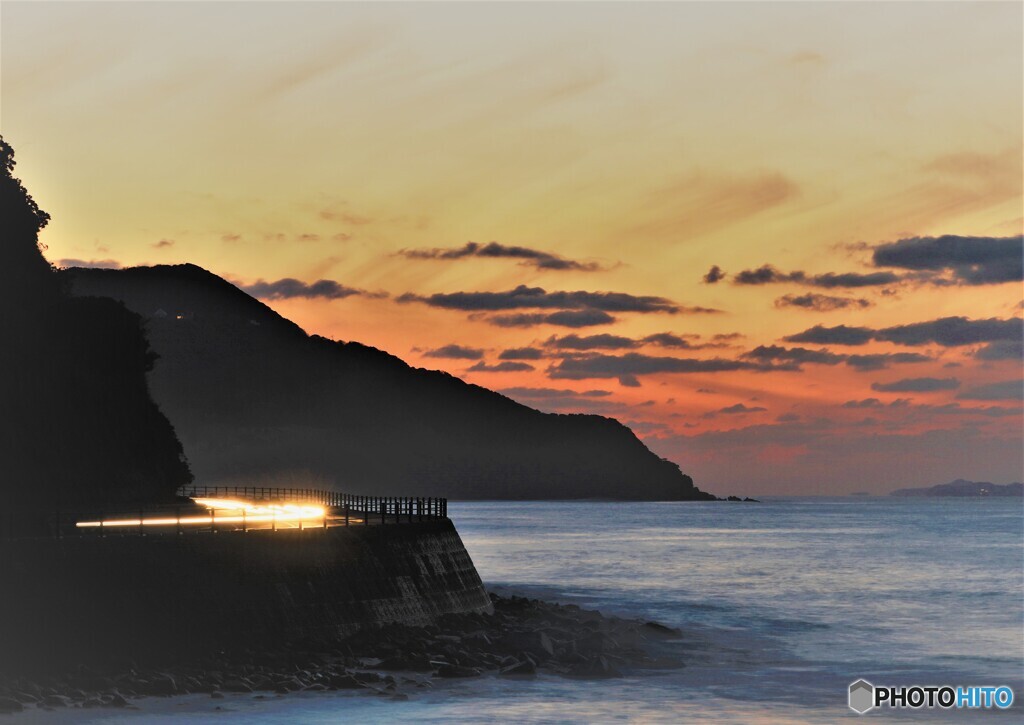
[0, 137, 191, 526]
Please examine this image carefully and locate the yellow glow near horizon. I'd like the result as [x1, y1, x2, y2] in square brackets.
[74, 498, 327, 528]
[5, 1, 1021, 496]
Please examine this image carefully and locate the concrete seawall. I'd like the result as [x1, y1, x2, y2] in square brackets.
[0, 519, 491, 668]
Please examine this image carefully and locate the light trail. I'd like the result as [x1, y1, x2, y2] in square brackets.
[74, 498, 329, 529]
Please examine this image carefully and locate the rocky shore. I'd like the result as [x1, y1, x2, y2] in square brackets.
[0, 593, 685, 715]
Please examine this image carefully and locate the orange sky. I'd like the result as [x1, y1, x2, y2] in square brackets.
[4, 1, 1021, 495]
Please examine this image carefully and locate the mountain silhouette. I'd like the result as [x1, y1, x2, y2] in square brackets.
[0, 138, 191, 521]
[70, 264, 715, 500]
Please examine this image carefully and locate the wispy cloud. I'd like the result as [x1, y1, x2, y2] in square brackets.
[733, 265, 899, 288]
[398, 284, 683, 313]
[56, 258, 122, 269]
[871, 377, 960, 393]
[240, 277, 386, 301]
[774, 293, 872, 311]
[466, 361, 535, 373]
[398, 241, 609, 272]
[423, 344, 485, 360]
[480, 310, 617, 329]
[638, 171, 799, 239]
[785, 317, 1022, 347]
[956, 380, 1022, 401]
[498, 347, 544, 360]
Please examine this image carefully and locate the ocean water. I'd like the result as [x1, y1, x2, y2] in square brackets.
[41, 498, 1023, 723]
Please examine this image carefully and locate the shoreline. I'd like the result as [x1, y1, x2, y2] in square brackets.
[0, 593, 686, 717]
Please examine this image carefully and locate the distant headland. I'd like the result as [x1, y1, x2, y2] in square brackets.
[69, 263, 720, 501]
[890, 479, 1023, 497]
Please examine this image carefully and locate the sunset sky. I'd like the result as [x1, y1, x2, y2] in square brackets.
[4, 1, 1021, 496]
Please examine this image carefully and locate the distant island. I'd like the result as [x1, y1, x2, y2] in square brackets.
[890, 479, 1023, 497]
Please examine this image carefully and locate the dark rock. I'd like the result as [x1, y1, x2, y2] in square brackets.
[105, 693, 129, 708]
[41, 694, 71, 708]
[435, 664, 481, 678]
[499, 660, 536, 678]
[377, 655, 433, 672]
[140, 675, 178, 696]
[327, 674, 362, 690]
[0, 697, 22, 713]
[642, 622, 682, 637]
[568, 656, 622, 679]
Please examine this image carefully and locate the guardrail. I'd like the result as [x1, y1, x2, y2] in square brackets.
[0, 487, 448, 540]
[178, 485, 448, 520]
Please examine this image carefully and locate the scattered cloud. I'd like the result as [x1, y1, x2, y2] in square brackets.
[719, 403, 767, 414]
[809, 272, 902, 288]
[785, 317, 1021, 348]
[842, 398, 885, 409]
[542, 331, 724, 352]
[732, 264, 899, 287]
[775, 293, 872, 311]
[152, 239, 175, 249]
[703, 265, 725, 284]
[743, 345, 844, 367]
[956, 380, 1022, 401]
[734, 264, 803, 285]
[498, 387, 612, 400]
[547, 353, 769, 385]
[56, 258, 123, 269]
[398, 241, 608, 272]
[843, 353, 932, 371]
[398, 284, 681, 313]
[871, 235, 1023, 285]
[871, 377, 960, 393]
[466, 361, 535, 373]
[423, 344, 485, 360]
[498, 347, 544, 360]
[545, 333, 637, 351]
[480, 310, 617, 328]
[875, 317, 1021, 347]
[642, 332, 698, 349]
[975, 339, 1023, 361]
[784, 325, 874, 346]
[743, 345, 931, 371]
[240, 277, 384, 301]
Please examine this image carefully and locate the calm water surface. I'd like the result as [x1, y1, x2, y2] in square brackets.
[47, 498, 1024, 723]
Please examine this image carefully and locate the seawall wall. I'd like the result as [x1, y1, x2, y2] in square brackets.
[0, 519, 491, 668]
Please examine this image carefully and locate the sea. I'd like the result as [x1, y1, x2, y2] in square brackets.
[35, 498, 1024, 724]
